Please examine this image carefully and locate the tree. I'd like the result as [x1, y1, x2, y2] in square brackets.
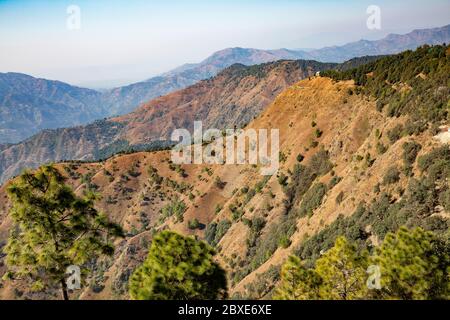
[274, 256, 322, 300]
[275, 237, 368, 300]
[129, 231, 227, 300]
[3, 165, 123, 300]
[372, 227, 450, 300]
[315, 237, 368, 300]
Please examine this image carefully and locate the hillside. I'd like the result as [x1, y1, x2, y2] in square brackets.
[0, 59, 338, 184]
[0, 73, 104, 144]
[103, 48, 311, 116]
[0, 45, 448, 300]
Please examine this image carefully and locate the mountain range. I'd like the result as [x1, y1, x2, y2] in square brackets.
[1, 24, 449, 144]
[0, 45, 448, 299]
[0, 59, 342, 184]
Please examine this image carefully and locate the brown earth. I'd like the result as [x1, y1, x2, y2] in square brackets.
[0, 77, 446, 299]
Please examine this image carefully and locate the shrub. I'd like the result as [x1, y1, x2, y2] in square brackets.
[314, 129, 323, 138]
[336, 191, 344, 204]
[205, 222, 217, 245]
[278, 173, 288, 186]
[382, 166, 401, 185]
[214, 176, 226, 189]
[247, 217, 266, 249]
[188, 218, 201, 230]
[402, 141, 422, 166]
[299, 183, 327, 217]
[161, 198, 187, 223]
[278, 235, 292, 249]
[328, 176, 342, 189]
[376, 142, 388, 155]
[309, 149, 333, 176]
[296, 154, 305, 163]
[387, 124, 404, 143]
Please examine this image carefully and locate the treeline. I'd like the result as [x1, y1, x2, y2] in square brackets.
[322, 44, 449, 126]
[275, 227, 449, 300]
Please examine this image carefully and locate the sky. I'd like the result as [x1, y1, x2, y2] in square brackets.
[0, 0, 449, 88]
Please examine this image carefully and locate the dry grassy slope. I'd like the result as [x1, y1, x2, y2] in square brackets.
[0, 77, 443, 299]
[0, 150, 219, 299]
[188, 77, 443, 296]
[113, 61, 323, 144]
[0, 60, 329, 185]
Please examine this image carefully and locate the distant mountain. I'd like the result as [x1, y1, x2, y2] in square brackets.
[0, 59, 339, 184]
[0, 73, 104, 143]
[1, 24, 448, 144]
[100, 48, 307, 116]
[101, 24, 450, 115]
[304, 24, 450, 62]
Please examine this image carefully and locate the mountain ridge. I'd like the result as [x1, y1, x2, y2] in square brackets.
[0, 59, 343, 184]
[1, 24, 449, 144]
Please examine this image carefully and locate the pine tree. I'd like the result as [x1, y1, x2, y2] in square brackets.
[2, 165, 123, 300]
[273, 256, 322, 300]
[372, 227, 450, 299]
[315, 237, 369, 300]
[129, 230, 227, 300]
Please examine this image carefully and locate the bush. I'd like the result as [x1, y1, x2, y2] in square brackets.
[208, 220, 232, 246]
[387, 124, 404, 143]
[299, 183, 327, 217]
[417, 146, 450, 176]
[336, 191, 344, 204]
[309, 149, 333, 176]
[402, 141, 422, 166]
[161, 198, 187, 223]
[376, 142, 388, 155]
[278, 235, 292, 249]
[314, 129, 323, 138]
[214, 176, 226, 189]
[188, 218, 201, 230]
[205, 222, 217, 245]
[328, 176, 342, 189]
[278, 173, 288, 186]
[382, 166, 401, 185]
[247, 217, 266, 249]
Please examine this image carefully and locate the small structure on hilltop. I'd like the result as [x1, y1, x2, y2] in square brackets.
[434, 125, 450, 144]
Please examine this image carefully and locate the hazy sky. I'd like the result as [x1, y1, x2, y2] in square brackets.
[0, 0, 449, 87]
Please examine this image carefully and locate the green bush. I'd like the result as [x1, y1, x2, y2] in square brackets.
[336, 191, 344, 204]
[299, 183, 327, 217]
[206, 219, 232, 247]
[402, 141, 422, 166]
[296, 154, 305, 163]
[382, 166, 401, 185]
[387, 124, 404, 143]
[188, 218, 201, 230]
[161, 198, 187, 223]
